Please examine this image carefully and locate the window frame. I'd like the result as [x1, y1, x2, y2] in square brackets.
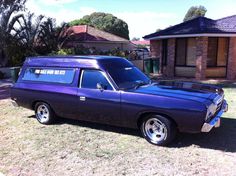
[175, 38, 187, 66]
[21, 67, 76, 85]
[175, 38, 196, 67]
[79, 69, 116, 91]
[162, 39, 168, 66]
[207, 37, 229, 68]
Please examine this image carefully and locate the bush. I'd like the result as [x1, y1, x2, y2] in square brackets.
[50, 48, 75, 55]
[74, 45, 91, 55]
[50, 46, 130, 58]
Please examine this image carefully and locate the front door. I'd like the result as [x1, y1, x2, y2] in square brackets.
[77, 69, 121, 125]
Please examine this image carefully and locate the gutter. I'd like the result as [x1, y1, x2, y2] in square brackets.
[145, 33, 236, 40]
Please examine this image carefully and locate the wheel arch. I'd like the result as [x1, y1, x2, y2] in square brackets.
[137, 111, 178, 129]
[32, 100, 53, 111]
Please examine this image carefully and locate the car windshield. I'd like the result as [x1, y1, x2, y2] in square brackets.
[107, 67, 150, 90]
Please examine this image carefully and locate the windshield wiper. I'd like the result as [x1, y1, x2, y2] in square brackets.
[134, 81, 149, 89]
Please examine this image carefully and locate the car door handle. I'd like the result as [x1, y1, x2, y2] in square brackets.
[80, 96, 86, 101]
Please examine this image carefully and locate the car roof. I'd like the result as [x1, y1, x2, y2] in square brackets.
[27, 55, 123, 60]
[24, 55, 133, 69]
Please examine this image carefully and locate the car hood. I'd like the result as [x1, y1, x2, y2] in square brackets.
[129, 81, 222, 103]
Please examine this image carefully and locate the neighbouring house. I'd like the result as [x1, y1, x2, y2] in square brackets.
[143, 15, 236, 80]
[65, 25, 135, 52]
[131, 40, 150, 49]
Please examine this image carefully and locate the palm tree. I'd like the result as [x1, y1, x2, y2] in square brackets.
[38, 18, 74, 52]
[12, 12, 45, 55]
[0, 0, 26, 66]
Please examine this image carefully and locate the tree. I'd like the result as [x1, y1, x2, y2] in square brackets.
[0, 0, 26, 66]
[69, 12, 130, 40]
[183, 5, 207, 22]
[38, 18, 73, 52]
[12, 13, 45, 55]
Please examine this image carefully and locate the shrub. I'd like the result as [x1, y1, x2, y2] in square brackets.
[50, 48, 75, 55]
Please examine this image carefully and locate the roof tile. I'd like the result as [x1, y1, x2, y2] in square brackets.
[144, 15, 236, 39]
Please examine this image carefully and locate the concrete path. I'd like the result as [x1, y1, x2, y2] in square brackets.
[0, 79, 13, 100]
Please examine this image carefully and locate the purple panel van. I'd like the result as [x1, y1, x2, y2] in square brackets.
[11, 56, 228, 146]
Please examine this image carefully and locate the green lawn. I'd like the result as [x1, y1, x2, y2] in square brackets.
[0, 81, 236, 176]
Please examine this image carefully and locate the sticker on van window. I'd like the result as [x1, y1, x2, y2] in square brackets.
[23, 68, 75, 84]
[35, 69, 66, 75]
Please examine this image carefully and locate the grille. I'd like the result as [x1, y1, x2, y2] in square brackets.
[214, 95, 224, 113]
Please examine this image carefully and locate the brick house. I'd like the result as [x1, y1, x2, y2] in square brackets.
[65, 25, 135, 51]
[143, 15, 236, 80]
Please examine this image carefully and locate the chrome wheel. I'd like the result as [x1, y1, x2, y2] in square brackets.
[36, 104, 49, 123]
[144, 118, 167, 143]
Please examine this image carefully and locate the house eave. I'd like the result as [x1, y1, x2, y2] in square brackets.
[70, 40, 130, 44]
[145, 33, 236, 40]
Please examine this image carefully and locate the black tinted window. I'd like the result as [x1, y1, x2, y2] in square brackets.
[108, 67, 150, 89]
[22, 68, 75, 84]
[80, 70, 113, 90]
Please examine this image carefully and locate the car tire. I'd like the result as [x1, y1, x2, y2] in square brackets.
[140, 114, 176, 146]
[35, 102, 55, 124]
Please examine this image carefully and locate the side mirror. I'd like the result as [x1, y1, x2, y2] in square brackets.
[97, 83, 106, 91]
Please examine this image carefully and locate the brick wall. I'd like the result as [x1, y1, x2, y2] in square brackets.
[150, 39, 175, 77]
[227, 37, 236, 80]
[150, 40, 161, 58]
[149, 36, 236, 80]
[150, 40, 163, 74]
[195, 37, 208, 80]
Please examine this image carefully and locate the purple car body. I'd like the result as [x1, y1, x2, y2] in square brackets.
[11, 56, 228, 145]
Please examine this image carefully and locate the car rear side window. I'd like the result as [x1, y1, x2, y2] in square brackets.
[80, 70, 113, 90]
[22, 67, 75, 84]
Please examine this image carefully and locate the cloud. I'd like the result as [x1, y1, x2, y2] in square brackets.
[115, 11, 177, 39]
[79, 7, 96, 15]
[26, 0, 96, 24]
[38, 0, 77, 6]
[26, 1, 177, 39]
[207, 6, 236, 20]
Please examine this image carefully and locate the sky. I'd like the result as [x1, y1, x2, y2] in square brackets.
[26, 0, 236, 39]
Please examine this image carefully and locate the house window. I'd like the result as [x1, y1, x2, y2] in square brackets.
[207, 38, 218, 66]
[175, 38, 186, 66]
[175, 38, 196, 66]
[186, 38, 197, 66]
[162, 39, 168, 66]
[207, 37, 228, 67]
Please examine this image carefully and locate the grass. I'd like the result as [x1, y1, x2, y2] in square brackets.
[1, 82, 236, 175]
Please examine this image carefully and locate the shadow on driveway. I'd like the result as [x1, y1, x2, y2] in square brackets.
[0, 80, 12, 100]
[29, 115, 236, 152]
[171, 117, 236, 152]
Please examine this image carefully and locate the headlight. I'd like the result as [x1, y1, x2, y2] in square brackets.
[205, 103, 217, 120]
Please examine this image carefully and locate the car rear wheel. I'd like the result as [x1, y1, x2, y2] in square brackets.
[35, 102, 54, 124]
[140, 114, 176, 146]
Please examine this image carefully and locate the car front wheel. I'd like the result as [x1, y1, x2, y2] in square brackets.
[35, 102, 54, 124]
[140, 114, 176, 146]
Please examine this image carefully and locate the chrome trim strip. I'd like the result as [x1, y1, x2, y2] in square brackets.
[213, 94, 223, 105]
[79, 69, 84, 88]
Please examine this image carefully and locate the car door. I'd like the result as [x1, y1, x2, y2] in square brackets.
[77, 69, 121, 125]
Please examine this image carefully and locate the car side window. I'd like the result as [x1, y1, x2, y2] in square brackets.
[80, 70, 113, 90]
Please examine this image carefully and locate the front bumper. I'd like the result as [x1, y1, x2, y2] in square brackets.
[201, 100, 228, 132]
